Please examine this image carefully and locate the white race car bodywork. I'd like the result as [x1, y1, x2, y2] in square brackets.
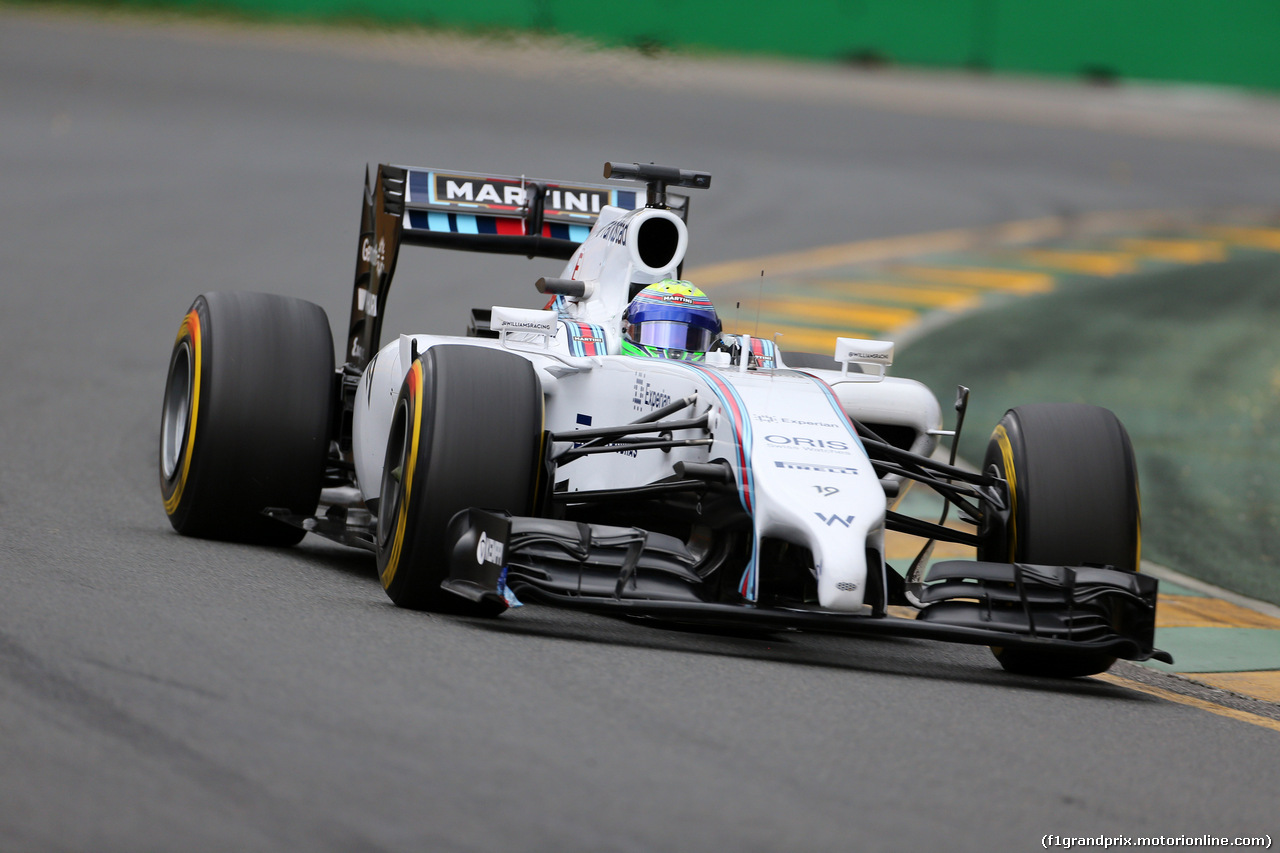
[158, 159, 1169, 675]
[352, 199, 942, 612]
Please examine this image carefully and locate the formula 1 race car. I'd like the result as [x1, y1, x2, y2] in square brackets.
[158, 159, 1171, 678]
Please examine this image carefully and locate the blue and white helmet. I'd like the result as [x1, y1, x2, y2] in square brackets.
[622, 280, 721, 358]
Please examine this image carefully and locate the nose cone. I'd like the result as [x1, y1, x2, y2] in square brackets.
[752, 493, 881, 612]
[711, 365, 887, 611]
[812, 524, 873, 611]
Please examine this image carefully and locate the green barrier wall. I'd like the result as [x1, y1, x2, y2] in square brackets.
[989, 1, 1280, 90]
[86, 0, 1280, 92]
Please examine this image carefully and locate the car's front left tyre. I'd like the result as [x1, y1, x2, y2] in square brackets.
[159, 291, 334, 545]
[376, 345, 543, 614]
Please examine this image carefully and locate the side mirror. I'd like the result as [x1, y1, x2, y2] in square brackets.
[834, 337, 894, 381]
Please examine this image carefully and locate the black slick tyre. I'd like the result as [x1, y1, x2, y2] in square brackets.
[375, 345, 542, 614]
[980, 403, 1141, 678]
[159, 292, 334, 545]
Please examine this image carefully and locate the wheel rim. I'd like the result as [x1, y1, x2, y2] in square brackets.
[378, 399, 410, 550]
[161, 341, 192, 482]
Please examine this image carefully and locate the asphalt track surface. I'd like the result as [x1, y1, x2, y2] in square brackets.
[3, 7, 1280, 851]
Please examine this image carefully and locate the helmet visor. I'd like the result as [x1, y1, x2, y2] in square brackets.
[635, 320, 715, 353]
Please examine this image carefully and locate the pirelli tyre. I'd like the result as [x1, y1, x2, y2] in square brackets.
[159, 292, 334, 545]
[375, 345, 543, 613]
[979, 403, 1142, 678]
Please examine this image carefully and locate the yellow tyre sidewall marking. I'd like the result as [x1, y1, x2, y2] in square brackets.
[1134, 475, 1143, 571]
[989, 423, 1019, 659]
[381, 360, 423, 589]
[993, 424, 1018, 562]
[163, 309, 202, 516]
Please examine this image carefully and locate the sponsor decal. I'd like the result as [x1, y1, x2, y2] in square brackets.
[752, 414, 840, 429]
[361, 236, 387, 277]
[562, 320, 605, 356]
[546, 187, 607, 215]
[435, 174, 609, 216]
[632, 373, 672, 412]
[815, 513, 856, 527]
[476, 531, 505, 566]
[444, 178, 527, 206]
[599, 217, 629, 245]
[774, 461, 858, 475]
[492, 307, 557, 337]
[765, 435, 850, 451]
[750, 337, 777, 369]
[355, 287, 378, 318]
[644, 390, 670, 409]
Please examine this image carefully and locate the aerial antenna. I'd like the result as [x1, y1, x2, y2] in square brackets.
[603, 161, 711, 210]
[755, 270, 764, 338]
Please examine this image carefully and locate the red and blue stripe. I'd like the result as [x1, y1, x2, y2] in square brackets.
[783, 370, 866, 453]
[405, 210, 591, 243]
[749, 337, 777, 369]
[561, 320, 607, 357]
[667, 362, 760, 601]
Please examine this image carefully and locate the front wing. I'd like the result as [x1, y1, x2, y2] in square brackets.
[443, 510, 1173, 665]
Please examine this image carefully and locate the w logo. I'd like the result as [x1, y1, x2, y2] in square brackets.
[815, 513, 855, 527]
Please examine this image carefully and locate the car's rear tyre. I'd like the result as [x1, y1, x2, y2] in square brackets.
[375, 345, 543, 614]
[979, 403, 1141, 678]
[159, 291, 334, 545]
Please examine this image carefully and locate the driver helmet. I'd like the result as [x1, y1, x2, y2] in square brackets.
[622, 279, 721, 360]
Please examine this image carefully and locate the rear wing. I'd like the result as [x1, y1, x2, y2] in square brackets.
[344, 163, 689, 372]
[402, 167, 653, 255]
